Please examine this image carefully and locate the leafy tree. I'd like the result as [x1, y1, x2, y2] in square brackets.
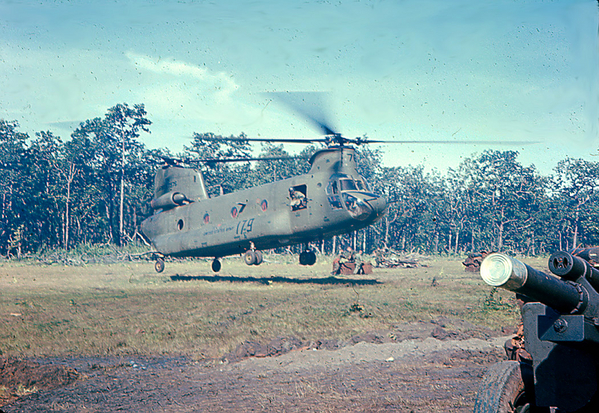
[452, 150, 546, 253]
[21, 131, 64, 251]
[0, 120, 28, 256]
[552, 158, 599, 249]
[71, 103, 151, 246]
[185, 132, 252, 196]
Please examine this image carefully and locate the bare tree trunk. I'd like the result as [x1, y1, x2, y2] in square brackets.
[497, 207, 506, 253]
[455, 228, 460, 254]
[573, 207, 579, 248]
[385, 217, 389, 246]
[559, 232, 562, 251]
[64, 163, 76, 250]
[119, 137, 126, 247]
[65, 179, 71, 250]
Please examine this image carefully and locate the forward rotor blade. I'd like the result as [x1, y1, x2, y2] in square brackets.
[266, 91, 338, 136]
[361, 139, 541, 145]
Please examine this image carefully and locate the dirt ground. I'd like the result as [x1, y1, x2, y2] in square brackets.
[1, 319, 511, 412]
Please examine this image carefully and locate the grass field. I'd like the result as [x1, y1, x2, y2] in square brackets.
[0, 254, 535, 359]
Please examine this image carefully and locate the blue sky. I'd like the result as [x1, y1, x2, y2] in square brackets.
[0, 0, 597, 175]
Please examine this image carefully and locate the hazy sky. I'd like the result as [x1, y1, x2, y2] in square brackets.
[0, 0, 597, 174]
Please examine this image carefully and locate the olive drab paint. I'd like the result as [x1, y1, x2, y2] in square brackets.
[141, 146, 387, 272]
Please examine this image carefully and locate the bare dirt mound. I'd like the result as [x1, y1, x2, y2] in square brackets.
[1, 332, 511, 412]
[0, 358, 82, 407]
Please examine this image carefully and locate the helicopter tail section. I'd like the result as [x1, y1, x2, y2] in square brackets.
[153, 166, 209, 210]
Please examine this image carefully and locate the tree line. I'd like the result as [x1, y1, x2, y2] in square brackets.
[1, 102, 598, 258]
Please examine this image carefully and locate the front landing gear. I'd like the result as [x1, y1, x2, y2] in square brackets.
[299, 246, 317, 266]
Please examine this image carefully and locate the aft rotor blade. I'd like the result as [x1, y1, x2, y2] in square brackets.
[187, 155, 308, 164]
[193, 135, 329, 144]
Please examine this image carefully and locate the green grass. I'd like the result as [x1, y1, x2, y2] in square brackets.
[0, 255, 527, 359]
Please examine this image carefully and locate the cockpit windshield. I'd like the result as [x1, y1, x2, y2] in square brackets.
[326, 174, 377, 211]
[355, 179, 370, 191]
[328, 174, 371, 194]
[339, 179, 357, 191]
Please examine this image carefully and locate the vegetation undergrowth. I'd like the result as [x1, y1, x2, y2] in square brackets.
[0, 255, 526, 359]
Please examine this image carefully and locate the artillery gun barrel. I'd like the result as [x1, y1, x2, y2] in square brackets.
[549, 251, 599, 292]
[570, 246, 599, 263]
[480, 253, 588, 314]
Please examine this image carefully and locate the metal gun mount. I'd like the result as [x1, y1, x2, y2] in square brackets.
[473, 251, 599, 413]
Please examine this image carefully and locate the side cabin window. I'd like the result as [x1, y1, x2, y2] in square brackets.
[289, 184, 307, 211]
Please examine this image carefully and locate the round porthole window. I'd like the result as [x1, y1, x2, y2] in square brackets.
[261, 200, 268, 211]
[231, 207, 238, 218]
[177, 219, 184, 230]
[203, 213, 210, 224]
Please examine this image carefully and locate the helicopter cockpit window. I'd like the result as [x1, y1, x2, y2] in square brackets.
[326, 181, 338, 195]
[328, 194, 343, 210]
[339, 179, 357, 191]
[289, 185, 307, 211]
[355, 179, 370, 191]
[326, 180, 342, 210]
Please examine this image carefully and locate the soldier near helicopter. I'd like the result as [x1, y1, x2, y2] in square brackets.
[332, 247, 356, 275]
[289, 187, 307, 211]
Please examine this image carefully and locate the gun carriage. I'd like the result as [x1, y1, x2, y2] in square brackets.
[474, 249, 599, 412]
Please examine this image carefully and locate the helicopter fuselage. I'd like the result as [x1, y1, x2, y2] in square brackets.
[140, 146, 387, 262]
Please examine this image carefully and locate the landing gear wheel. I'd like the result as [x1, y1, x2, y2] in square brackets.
[154, 258, 165, 273]
[211, 258, 221, 273]
[244, 250, 257, 266]
[254, 250, 263, 265]
[299, 251, 317, 266]
[474, 361, 544, 413]
[299, 251, 308, 266]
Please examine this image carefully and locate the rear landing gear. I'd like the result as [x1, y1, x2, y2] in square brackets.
[243, 249, 263, 266]
[244, 250, 257, 265]
[254, 250, 263, 265]
[154, 257, 165, 273]
[243, 242, 263, 266]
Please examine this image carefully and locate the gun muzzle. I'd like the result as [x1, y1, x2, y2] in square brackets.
[549, 251, 599, 293]
[480, 253, 588, 314]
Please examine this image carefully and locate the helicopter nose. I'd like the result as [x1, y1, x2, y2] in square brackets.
[368, 195, 388, 220]
[344, 193, 387, 221]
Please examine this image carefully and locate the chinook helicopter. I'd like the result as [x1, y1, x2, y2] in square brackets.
[140, 93, 535, 273]
[141, 132, 389, 273]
